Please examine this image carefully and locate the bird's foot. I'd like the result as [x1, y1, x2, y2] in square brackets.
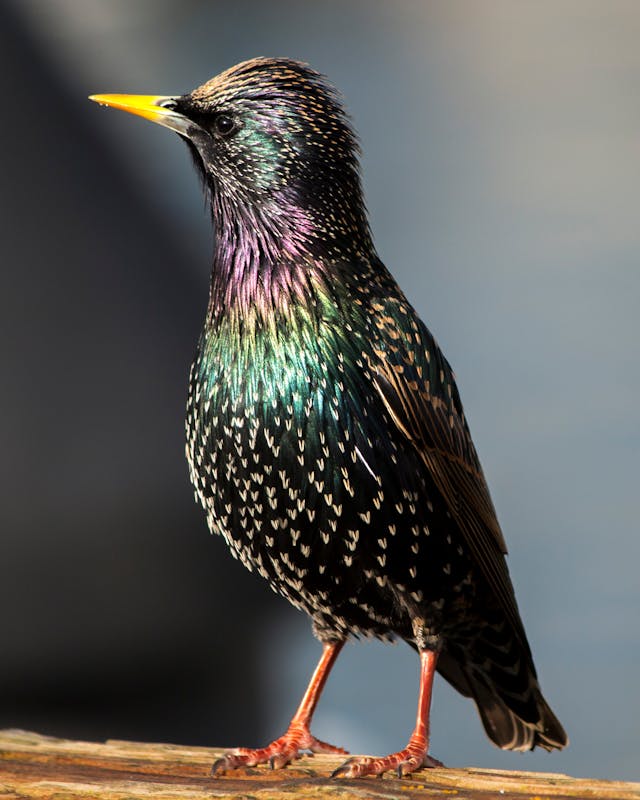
[331, 739, 442, 779]
[211, 724, 348, 774]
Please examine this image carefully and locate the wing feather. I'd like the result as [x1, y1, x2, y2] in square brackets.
[365, 293, 529, 648]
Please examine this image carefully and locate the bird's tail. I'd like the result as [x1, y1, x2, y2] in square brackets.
[438, 623, 568, 752]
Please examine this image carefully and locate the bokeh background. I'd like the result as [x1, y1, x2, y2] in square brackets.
[1, 0, 638, 782]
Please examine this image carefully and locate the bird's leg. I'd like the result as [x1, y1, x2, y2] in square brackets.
[212, 640, 347, 774]
[332, 648, 443, 779]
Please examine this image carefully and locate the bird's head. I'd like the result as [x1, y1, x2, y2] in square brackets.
[91, 58, 371, 261]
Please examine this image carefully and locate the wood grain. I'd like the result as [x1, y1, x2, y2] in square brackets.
[0, 729, 637, 800]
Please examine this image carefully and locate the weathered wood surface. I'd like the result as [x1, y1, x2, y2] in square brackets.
[0, 729, 638, 800]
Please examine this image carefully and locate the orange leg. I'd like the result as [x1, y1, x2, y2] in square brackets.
[332, 648, 443, 778]
[212, 640, 347, 774]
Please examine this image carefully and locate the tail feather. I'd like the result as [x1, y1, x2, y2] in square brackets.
[438, 635, 568, 752]
[466, 665, 567, 751]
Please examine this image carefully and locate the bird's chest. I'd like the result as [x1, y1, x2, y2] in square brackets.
[185, 325, 369, 592]
[187, 359, 327, 536]
[184, 313, 475, 636]
[186, 320, 405, 604]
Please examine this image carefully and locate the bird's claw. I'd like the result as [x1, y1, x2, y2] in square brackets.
[331, 756, 371, 778]
[211, 732, 347, 776]
[331, 748, 442, 779]
[211, 747, 293, 775]
[211, 755, 238, 776]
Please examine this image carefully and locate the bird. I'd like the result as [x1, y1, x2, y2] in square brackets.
[89, 57, 567, 779]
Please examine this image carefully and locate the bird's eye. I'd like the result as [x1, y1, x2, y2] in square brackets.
[214, 114, 236, 137]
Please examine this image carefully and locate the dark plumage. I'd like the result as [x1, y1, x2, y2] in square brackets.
[90, 57, 567, 777]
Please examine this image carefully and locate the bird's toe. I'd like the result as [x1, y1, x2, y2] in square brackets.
[332, 746, 441, 779]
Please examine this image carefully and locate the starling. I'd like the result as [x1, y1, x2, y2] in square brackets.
[89, 57, 567, 778]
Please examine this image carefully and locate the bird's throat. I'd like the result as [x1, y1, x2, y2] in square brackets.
[207, 190, 326, 324]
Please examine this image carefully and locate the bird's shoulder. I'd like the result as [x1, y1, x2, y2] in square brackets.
[344, 260, 486, 487]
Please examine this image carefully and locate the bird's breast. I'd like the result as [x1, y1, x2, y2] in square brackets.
[184, 305, 475, 637]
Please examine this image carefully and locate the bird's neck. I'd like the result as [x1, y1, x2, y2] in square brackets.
[206, 190, 371, 327]
[197, 192, 376, 409]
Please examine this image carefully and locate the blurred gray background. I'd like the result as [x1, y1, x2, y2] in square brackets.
[1, 0, 638, 782]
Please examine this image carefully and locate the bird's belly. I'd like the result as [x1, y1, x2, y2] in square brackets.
[186, 384, 477, 641]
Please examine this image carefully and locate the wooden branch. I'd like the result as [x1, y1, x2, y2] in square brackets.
[0, 729, 637, 800]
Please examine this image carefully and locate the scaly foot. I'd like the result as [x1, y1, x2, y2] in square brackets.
[211, 724, 348, 774]
[331, 741, 442, 779]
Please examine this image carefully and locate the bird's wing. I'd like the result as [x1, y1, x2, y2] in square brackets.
[364, 285, 529, 646]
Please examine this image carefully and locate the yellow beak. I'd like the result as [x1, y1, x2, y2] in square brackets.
[88, 93, 192, 136]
